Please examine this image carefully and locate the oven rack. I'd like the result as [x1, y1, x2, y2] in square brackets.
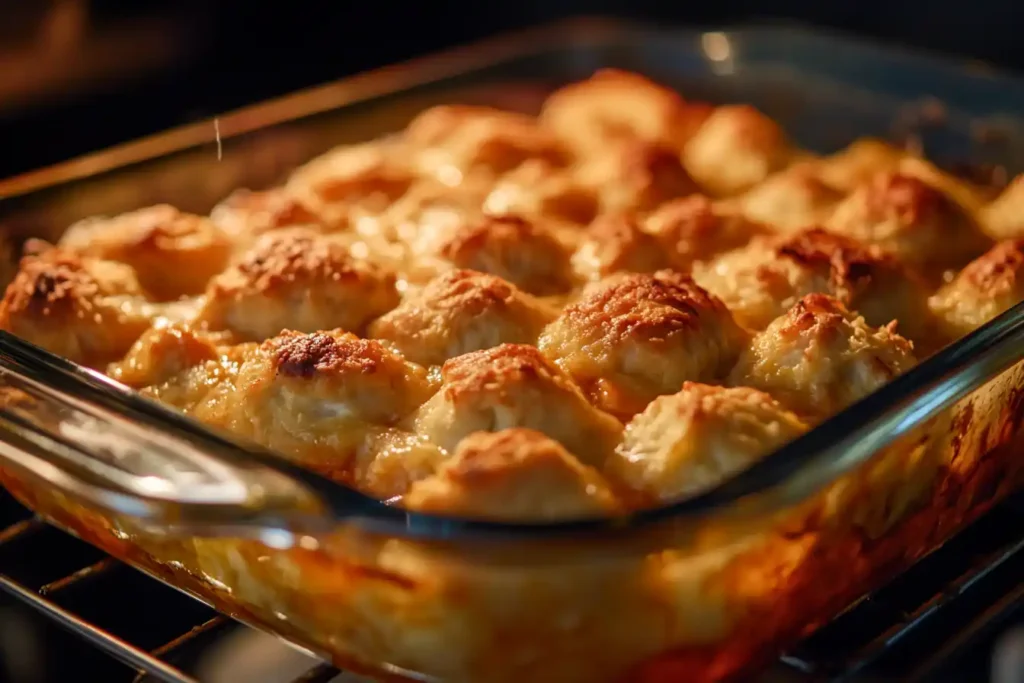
[0, 491, 1021, 683]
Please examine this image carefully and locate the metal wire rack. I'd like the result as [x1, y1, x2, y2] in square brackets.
[0, 491, 1021, 683]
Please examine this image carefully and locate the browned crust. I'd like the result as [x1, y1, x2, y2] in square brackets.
[441, 215, 546, 261]
[446, 429, 571, 482]
[774, 228, 901, 294]
[777, 293, 855, 337]
[562, 270, 727, 343]
[645, 195, 770, 268]
[541, 69, 712, 151]
[272, 331, 388, 378]
[213, 231, 393, 297]
[216, 189, 325, 231]
[0, 249, 128, 319]
[578, 213, 670, 275]
[610, 141, 700, 205]
[862, 172, 948, 224]
[413, 269, 523, 316]
[440, 343, 580, 401]
[439, 215, 573, 294]
[957, 239, 1024, 295]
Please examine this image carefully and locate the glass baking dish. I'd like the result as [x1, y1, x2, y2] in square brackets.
[2, 17, 1024, 683]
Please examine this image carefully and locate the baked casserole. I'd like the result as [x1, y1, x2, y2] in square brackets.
[2, 68, 1024, 682]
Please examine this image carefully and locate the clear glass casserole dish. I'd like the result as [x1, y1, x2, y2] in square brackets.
[1, 18, 1024, 683]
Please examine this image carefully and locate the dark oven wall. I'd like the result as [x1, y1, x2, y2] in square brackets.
[3, 0, 1024, 178]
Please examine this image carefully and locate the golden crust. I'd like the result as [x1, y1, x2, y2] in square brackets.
[896, 156, 995, 213]
[826, 171, 992, 272]
[287, 141, 415, 213]
[145, 329, 436, 476]
[610, 382, 808, 502]
[539, 69, 710, 155]
[683, 105, 797, 197]
[694, 227, 934, 342]
[538, 271, 745, 418]
[210, 188, 332, 243]
[483, 159, 599, 225]
[929, 239, 1024, 339]
[382, 179, 489, 264]
[271, 330, 393, 378]
[0, 247, 153, 366]
[59, 205, 233, 300]
[406, 105, 568, 179]
[411, 344, 623, 466]
[643, 195, 770, 269]
[197, 228, 399, 340]
[729, 294, 917, 420]
[734, 163, 845, 233]
[369, 269, 556, 366]
[439, 215, 574, 295]
[571, 214, 674, 282]
[814, 138, 910, 192]
[576, 141, 700, 214]
[404, 428, 622, 520]
[256, 329, 434, 446]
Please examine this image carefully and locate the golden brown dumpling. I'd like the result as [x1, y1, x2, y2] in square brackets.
[0, 247, 153, 367]
[729, 294, 917, 420]
[539, 69, 710, 156]
[538, 271, 745, 418]
[693, 227, 934, 343]
[643, 195, 770, 270]
[609, 382, 808, 502]
[350, 430, 447, 500]
[815, 138, 910, 192]
[210, 188, 332, 244]
[147, 330, 436, 478]
[483, 159, 599, 226]
[368, 269, 556, 366]
[929, 239, 1024, 339]
[59, 205, 232, 300]
[382, 180, 489, 261]
[287, 141, 414, 214]
[571, 214, 675, 282]
[406, 105, 568, 180]
[404, 428, 621, 520]
[197, 228, 399, 340]
[683, 105, 797, 197]
[439, 215, 574, 296]
[576, 141, 700, 214]
[826, 171, 991, 272]
[410, 344, 622, 466]
[734, 163, 845, 233]
[896, 157, 995, 214]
